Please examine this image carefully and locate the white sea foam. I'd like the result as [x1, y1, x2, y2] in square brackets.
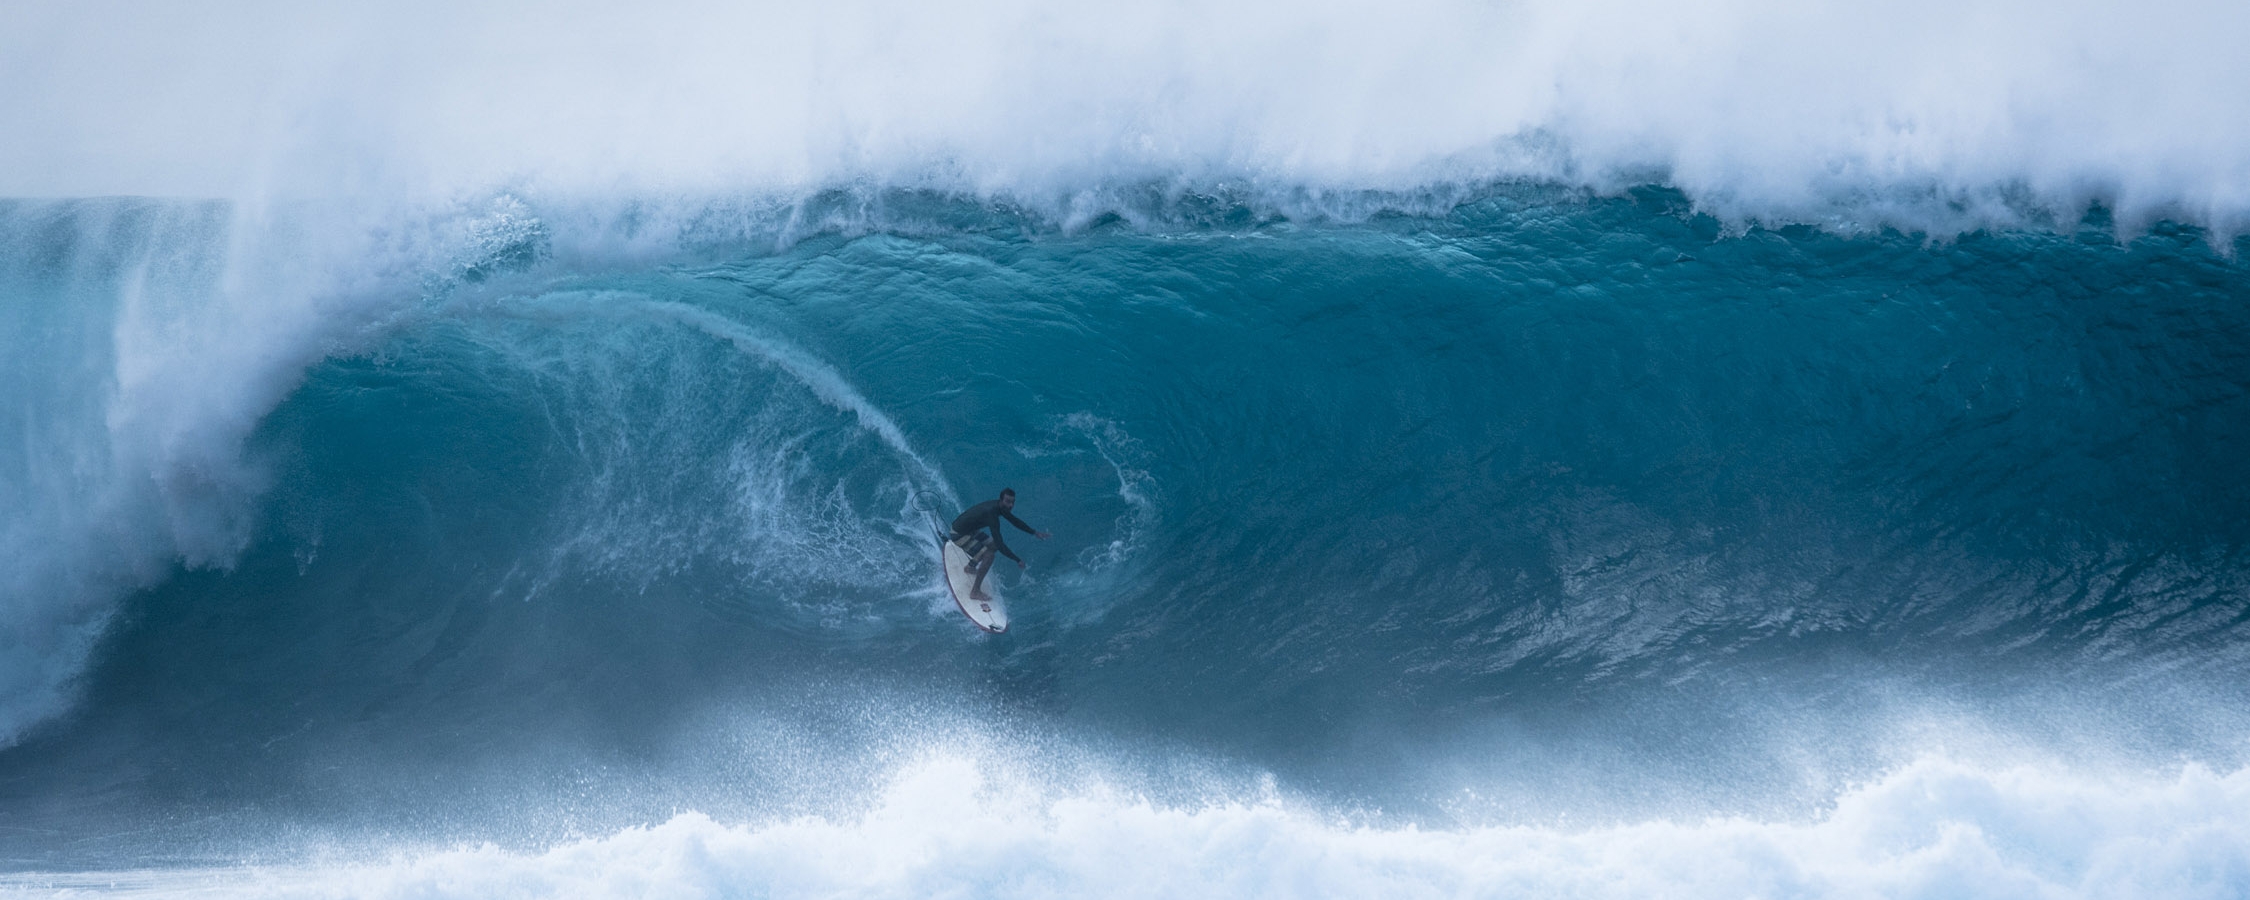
[5, 0, 2248, 236]
[7, 754, 2244, 899]
[474, 291, 961, 620]
[0, 202, 347, 747]
[0, 195, 594, 746]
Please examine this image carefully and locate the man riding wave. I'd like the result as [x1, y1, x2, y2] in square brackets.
[949, 488, 1050, 601]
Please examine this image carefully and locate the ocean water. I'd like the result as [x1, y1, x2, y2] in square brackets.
[4, 2, 2250, 897]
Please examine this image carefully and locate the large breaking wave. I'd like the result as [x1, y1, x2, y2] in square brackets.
[3, 1, 2250, 895]
[3, 191, 2246, 869]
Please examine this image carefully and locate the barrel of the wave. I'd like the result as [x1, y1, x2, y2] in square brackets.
[938, 531, 1007, 633]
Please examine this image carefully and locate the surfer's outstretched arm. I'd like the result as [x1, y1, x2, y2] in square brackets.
[988, 525, 1025, 569]
[1002, 510, 1051, 541]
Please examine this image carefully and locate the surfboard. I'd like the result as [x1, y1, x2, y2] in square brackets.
[939, 533, 1008, 633]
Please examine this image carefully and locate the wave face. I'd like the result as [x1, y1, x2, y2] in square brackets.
[0, 191, 2246, 892]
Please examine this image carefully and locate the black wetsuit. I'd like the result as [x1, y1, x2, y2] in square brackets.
[950, 500, 1037, 563]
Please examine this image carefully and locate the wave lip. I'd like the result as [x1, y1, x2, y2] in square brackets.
[6, 1, 2250, 237]
[0, 196, 594, 748]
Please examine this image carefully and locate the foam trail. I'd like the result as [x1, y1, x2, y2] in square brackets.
[610, 297, 971, 620]
[497, 292, 957, 509]
[1053, 413, 1156, 573]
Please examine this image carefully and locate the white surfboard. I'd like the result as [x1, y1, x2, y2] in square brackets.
[939, 533, 1008, 633]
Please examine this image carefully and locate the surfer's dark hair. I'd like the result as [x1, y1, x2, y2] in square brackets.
[1000, 488, 1016, 499]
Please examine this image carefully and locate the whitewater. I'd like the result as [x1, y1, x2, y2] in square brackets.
[4, 1, 2250, 897]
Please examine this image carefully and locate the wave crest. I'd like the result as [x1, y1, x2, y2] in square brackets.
[6, 1, 2248, 238]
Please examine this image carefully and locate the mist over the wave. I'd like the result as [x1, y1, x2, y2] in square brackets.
[7, 0, 2249, 235]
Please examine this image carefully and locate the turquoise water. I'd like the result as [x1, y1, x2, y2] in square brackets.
[1, 191, 2246, 895]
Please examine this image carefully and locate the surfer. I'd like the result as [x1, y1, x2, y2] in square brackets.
[949, 488, 1050, 602]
